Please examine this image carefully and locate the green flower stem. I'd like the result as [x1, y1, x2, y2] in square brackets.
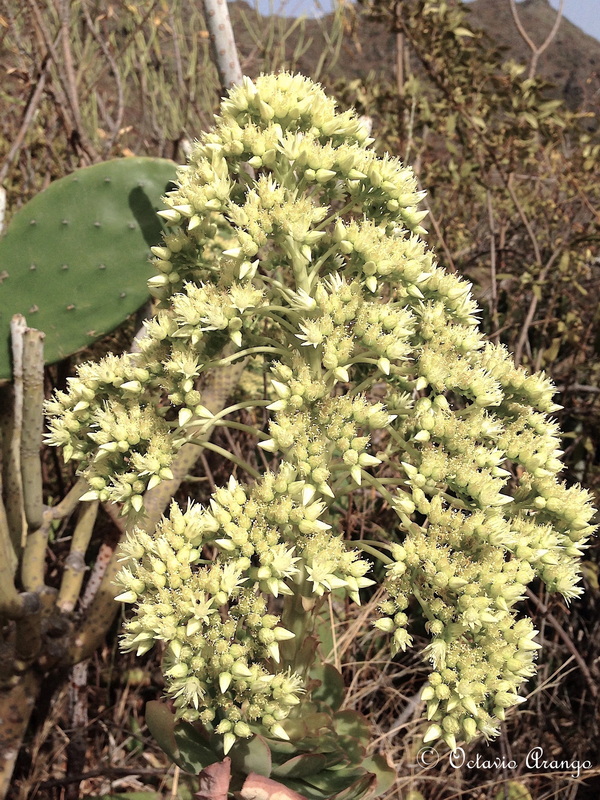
[203, 345, 287, 369]
[353, 540, 394, 566]
[315, 199, 356, 231]
[345, 356, 383, 368]
[435, 489, 469, 511]
[329, 463, 356, 473]
[254, 304, 302, 319]
[213, 419, 269, 439]
[349, 375, 381, 397]
[358, 539, 394, 550]
[258, 276, 309, 312]
[386, 427, 421, 459]
[307, 244, 340, 285]
[190, 439, 262, 480]
[411, 584, 429, 617]
[360, 471, 422, 535]
[329, 476, 354, 497]
[56, 500, 99, 614]
[209, 398, 272, 425]
[307, 344, 323, 374]
[263, 312, 300, 338]
[255, 274, 287, 294]
[290, 255, 310, 295]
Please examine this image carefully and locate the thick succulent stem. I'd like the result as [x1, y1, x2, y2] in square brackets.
[1, 317, 27, 554]
[21, 478, 89, 598]
[0, 560, 27, 619]
[56, 500, 99, 614]
[280, 576, 324, 675]
[20, 327, 46, 594]
[47, 478, 89, 521]
[0, 670, 41, 800]
[0, 319, 40, 619]
[0, 495, 23, 618]
[20, 328, 45, 533]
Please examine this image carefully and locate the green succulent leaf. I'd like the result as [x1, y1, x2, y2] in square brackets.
[361, 754, 396, 797]
[282, 710, 333, 743]
[332, 711, 371, 744]
[229, 734, 272, 778]
[174, 721, 220, 774]
[279, 778, 333, 800]
[332, 710, 372, 762]
[301, 766, 368, 795]
[264, 737, 298, 756]
[329, 774, 376, 800]
[272, 753, 328, 779]
[288, 633, 320, 673]
[145, 703, 218, 775]
[92, 795, 159, 800]
[310, 663, 345, 712]
[145, 700, 180, 765]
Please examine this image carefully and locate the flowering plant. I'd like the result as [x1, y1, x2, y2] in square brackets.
[46, 73, 596, 793]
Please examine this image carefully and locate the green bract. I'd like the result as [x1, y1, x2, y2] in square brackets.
[46, 73, 596, 757]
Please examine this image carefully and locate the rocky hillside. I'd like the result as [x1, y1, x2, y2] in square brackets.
[229, 0, 600, 110]
[469, 0, 600, 108]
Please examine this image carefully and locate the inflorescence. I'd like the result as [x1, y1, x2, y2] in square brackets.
[46, 73, 596, 753]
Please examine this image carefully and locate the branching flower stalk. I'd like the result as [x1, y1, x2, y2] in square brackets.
[46, 73, 597, 755]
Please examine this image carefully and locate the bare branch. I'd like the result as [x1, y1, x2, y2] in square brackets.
[508, 0, 565, 79]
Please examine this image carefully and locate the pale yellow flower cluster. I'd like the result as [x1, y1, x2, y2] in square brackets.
[45, 73, 596, 753]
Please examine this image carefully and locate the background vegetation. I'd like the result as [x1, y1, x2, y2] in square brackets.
[0, 0, 598, 798]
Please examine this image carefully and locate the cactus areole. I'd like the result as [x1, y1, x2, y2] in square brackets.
[46, 74, 596, 765]
[0, 157, 177, 380]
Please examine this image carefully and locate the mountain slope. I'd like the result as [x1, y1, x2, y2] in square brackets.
[468, 0, 600, 108]
[228, 0, 600, 110]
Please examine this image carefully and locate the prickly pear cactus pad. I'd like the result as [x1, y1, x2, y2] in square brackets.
[0, 157, 177, 379]
[46, 74, 596, 758]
